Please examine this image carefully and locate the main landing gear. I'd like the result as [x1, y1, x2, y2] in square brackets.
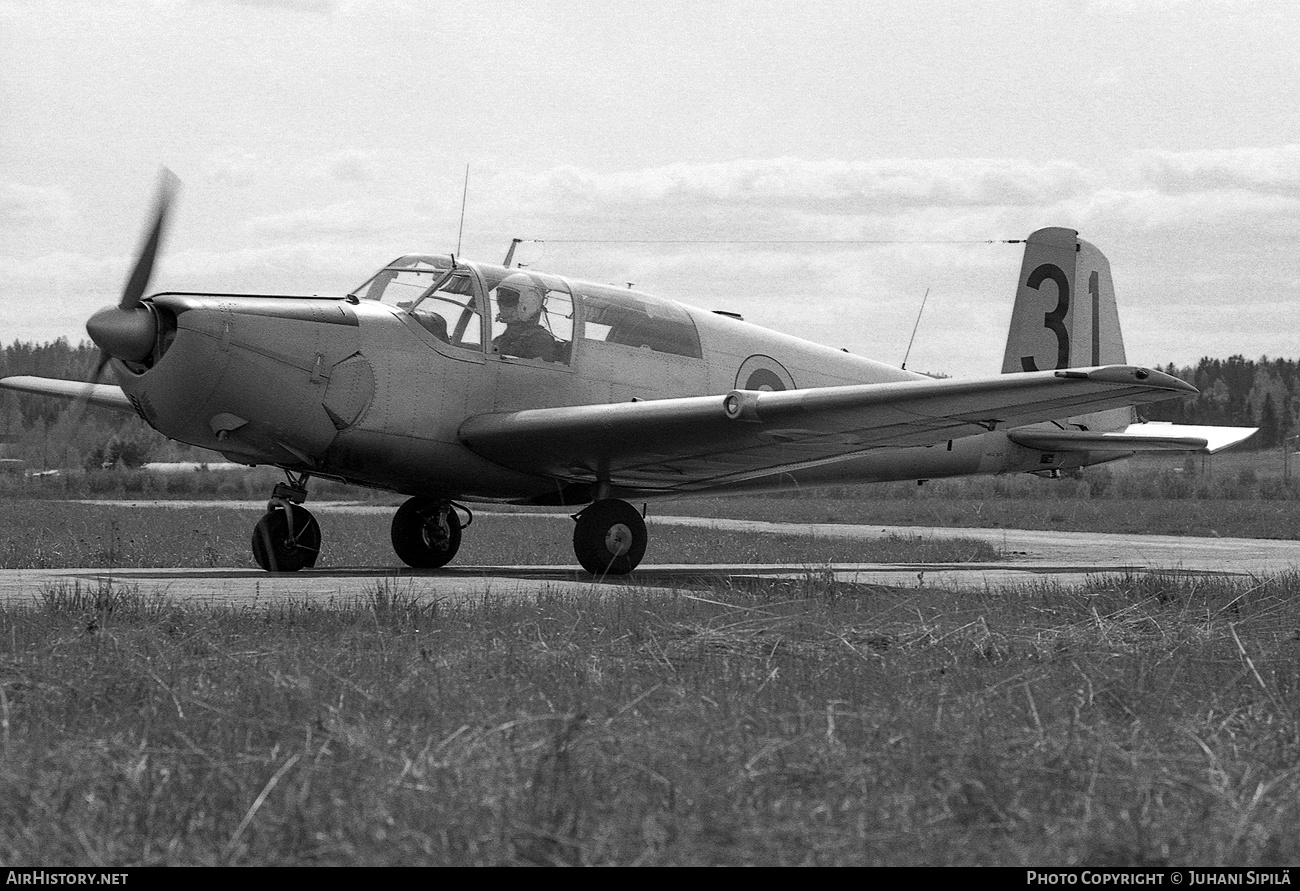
[572, 499, 647, 575]
[251, 473, 321, 572]
[246, 477, 644, 577]
[391, 496, 469, 569]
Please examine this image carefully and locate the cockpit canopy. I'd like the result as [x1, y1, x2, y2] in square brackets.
[352, 255, 702, 362]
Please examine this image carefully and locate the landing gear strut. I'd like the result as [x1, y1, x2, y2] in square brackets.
[251, 472, 321, 572]
[391, 497, 467, 569]
[572, 499, 646, 575]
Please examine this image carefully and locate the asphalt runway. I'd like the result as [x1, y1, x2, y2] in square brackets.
[3, 504, 1298, 607]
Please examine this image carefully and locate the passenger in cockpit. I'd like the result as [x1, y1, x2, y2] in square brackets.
[492, 273, 557, 361]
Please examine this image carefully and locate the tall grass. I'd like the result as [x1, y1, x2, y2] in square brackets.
[2, 572, 1297, 865]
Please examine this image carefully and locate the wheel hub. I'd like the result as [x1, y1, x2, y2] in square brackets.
[422, 508, 452, 548]
[604, 523, 633, 556]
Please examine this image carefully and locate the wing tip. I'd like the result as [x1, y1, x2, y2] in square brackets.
[1064, 365, 1197, 394]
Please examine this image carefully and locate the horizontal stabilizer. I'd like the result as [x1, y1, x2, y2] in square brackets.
[1008, 422, 1258, 455]
[0, 376, 134, 413]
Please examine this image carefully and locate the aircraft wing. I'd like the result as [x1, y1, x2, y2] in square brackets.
[460, 365, 1196, 492]
[1008, 422, 1257, 455]
[0, 376, 135, 413]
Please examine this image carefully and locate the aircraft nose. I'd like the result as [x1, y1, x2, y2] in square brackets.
[87, 304, 155, 363]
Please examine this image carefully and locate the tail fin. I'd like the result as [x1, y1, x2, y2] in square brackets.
[1002, 227, 1127, 373]
[1002, 226, 1132, 430]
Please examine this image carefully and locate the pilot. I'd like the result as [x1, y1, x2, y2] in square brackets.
[492, 273, 557, 361]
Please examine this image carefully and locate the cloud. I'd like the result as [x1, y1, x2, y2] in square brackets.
[203, 148, 379, 194]
[0, 183, 75, 230]
[211, 0, 340, 13]
[1133, 144, 1300, 197]
[0, 249, 105, 290]
[204, 150, 263, 188]
[485, 157, 1094, 218]
[0, 248, 131, 340]
[478, 150, 1300, 254]
[160, 241, 380, 290]
[240, 199, 428, 239]
[326, 153, 374, 184]
[292, 150, 378, 184]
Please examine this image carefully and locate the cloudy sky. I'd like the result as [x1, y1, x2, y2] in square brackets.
[3, 0, 1298, 376]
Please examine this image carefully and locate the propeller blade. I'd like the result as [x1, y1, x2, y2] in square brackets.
[90, 349, 111, 385]
[119, 167, 180, 311]
[63, 350, 115, 441]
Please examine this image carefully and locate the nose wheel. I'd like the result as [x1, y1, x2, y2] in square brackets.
[251, 502, 321, 572]
[251, 474, 321, 572]
[572, 499, 646, 576]
[391, 497, 465, 569]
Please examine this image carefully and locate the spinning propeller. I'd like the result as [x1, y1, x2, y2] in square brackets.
[84, 167, 180, 375]
[50, 167, 180, 438]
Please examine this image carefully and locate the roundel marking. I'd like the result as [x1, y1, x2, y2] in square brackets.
[735, 355, 796, 392]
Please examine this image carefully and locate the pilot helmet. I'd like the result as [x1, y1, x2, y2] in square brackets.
[495, 273, 544, 324]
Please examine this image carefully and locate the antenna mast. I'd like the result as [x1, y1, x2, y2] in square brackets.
[455, 164, 469, 256]
[901, 288, 930, 371]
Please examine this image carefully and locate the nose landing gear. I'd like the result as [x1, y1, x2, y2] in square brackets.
[251, 473, 321, 572]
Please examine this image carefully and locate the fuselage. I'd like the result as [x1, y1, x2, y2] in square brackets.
[109, 255, 1114, 503]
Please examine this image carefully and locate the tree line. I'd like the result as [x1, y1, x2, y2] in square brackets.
[1144, 356, 1300, 448]
[0, 338, 173, 470]
[1, 340, 1297, 469]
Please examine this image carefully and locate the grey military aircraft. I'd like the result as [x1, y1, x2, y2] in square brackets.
[0, 173, 1255, 574]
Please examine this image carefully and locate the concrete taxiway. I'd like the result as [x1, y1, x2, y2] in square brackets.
[653, 516, 1300, 581]
[3, 505, 1298, 607]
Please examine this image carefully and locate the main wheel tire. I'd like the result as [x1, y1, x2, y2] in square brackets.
[391, 497, 463, 569]
[573, 499, 646, 576]
[251, 504, 321, 572]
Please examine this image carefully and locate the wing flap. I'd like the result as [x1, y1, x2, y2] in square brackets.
[0, 376, 134, 413]
[460, 365, 1195, 490]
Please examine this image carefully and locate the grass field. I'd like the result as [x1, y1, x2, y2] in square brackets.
[2, 573, 1297, 865]
[2, 470, 1298, 866]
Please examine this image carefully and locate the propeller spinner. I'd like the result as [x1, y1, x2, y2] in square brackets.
[85, 168, 180, 367]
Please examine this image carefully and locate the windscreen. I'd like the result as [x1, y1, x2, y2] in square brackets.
[350, 255, 453, 304]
